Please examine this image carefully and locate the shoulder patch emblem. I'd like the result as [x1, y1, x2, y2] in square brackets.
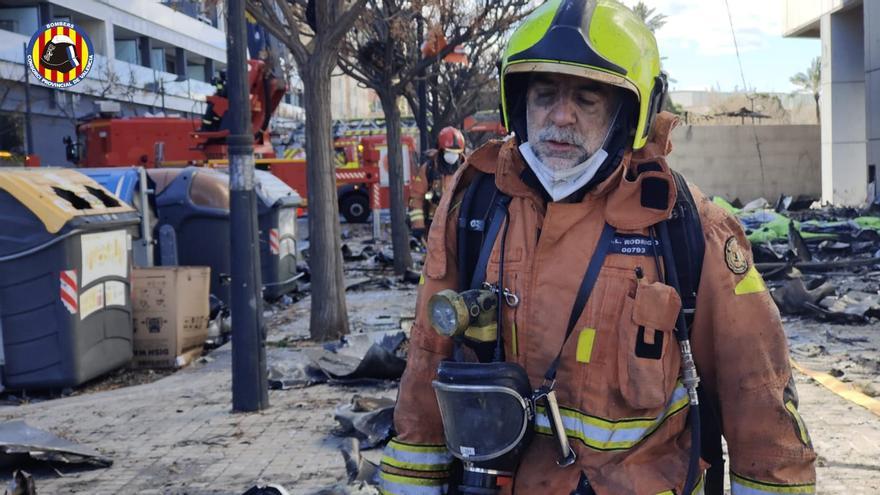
[724, 236, 749, 274]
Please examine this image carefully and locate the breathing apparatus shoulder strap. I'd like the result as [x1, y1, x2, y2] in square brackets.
[667, 170, 704, 319]
[457, 171, 510, 292]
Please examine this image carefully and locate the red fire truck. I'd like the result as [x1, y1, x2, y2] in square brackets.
[65, 60, 414, 223]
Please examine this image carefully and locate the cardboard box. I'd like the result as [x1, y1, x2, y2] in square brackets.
[131, 267, 210, 368]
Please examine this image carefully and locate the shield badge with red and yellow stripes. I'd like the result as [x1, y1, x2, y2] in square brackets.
[26, 21, 94, 88]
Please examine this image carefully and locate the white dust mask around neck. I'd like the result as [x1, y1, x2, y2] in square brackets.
[519, 101, 622, 202]
[518, 142, 608, 202]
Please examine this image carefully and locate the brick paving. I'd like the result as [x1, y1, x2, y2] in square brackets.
[0, 285, 417, 495]
[0, 343, 392, 494]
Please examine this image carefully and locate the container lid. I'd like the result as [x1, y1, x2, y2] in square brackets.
[146, 168, 183, 196]
[0, 168, 136, 233]
[78, 167, 141, 205]
[211, 167, 303, 208]
[254, 169, 303, 207]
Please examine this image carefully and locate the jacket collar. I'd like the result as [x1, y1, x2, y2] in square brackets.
[466, 112, 680, 231]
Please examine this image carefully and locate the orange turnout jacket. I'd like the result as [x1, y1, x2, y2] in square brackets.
[381, 113, 816, 495]
[409, 151, 457, 232]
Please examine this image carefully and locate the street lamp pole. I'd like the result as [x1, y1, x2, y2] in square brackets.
[22, 43, 34, 155]
[227, 0, 269, 412]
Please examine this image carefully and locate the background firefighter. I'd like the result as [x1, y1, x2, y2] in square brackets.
[409, 126, 466, 241]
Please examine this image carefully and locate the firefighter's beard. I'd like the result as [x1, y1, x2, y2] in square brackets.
[528, 125, 595, 171]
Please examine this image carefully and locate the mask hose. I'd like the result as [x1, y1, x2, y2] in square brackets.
[655, 223, 702, 495]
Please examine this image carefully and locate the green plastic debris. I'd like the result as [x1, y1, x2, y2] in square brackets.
[712, 196, 740, 215]
[746, 214, 790, 243]
[854, 216, 880, 231]
[745, 215, 833, 243]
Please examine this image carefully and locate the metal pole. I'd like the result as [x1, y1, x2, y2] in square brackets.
[416, 17, 428, 156]
[138, 166, 154, 267]
[227, 0, 268, 412]
[22, 43, 34, 156]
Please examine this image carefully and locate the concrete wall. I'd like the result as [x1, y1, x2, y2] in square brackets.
[669, 125, 821, 202]
[821, 5, 867, 205]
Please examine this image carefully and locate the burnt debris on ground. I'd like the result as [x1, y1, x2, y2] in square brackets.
[715, 196, 880, 324]
[0, 421, 112, 469]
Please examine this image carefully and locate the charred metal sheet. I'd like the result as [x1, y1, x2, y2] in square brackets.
[0, 421, 111, 468]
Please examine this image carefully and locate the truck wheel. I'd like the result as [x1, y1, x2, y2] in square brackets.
[341, 194, 370, 223]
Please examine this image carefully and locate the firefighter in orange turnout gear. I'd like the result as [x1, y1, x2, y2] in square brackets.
[409, 127, 466, 241]
[381, 1, 816, 494]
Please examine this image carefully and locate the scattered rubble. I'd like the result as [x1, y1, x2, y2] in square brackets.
[4, 470, 36, 495]
[266, 348, 327, 390]
[306, 331, 408, 383]
[333, 396, 395, 449]
[0, 421, 112, 468]
[267, 331, 408, 390]
[339, 438, 380, 484]
[241, 483, 292, 495]
[715, 195, 880, 326]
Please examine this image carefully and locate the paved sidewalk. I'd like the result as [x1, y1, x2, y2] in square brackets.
[0, 343, 393, 495]
[0, 285, 414, 495]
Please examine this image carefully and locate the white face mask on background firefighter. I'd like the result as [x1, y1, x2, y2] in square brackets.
[442, 150, 460, 166]
[437, 126, 466, 174]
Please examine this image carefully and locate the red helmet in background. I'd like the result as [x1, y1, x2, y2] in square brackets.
[437, 126, 465, 153]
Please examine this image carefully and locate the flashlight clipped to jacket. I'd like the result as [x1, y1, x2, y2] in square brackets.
[428, 288, 498, 342]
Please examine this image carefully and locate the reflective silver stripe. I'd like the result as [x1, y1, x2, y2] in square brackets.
[731, 475, 815, 494]
[535, 383, 689, 450]
[382, 441, 453, 472]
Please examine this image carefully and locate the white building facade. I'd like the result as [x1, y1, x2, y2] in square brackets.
[784, 0, 880, 205]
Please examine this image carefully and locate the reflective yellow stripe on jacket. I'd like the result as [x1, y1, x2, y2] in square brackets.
[535, 382, 690, 451]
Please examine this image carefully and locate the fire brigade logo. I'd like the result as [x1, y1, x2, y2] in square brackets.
[26, 22, 94, 88]
[724, 236, 749, 275]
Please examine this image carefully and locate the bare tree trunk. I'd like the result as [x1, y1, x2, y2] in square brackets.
[379, 90, 413, 274]
[814, 93, 820, 125]
[430, 67, 441, 144]
[302, 60, 350, 341]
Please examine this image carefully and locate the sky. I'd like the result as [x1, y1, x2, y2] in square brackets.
[621, 0, 821, 93]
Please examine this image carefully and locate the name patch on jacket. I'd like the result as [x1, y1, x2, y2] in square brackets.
[610, 234, 661, 256]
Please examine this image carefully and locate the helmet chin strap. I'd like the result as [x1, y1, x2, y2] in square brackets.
[521, 101, 624, 202]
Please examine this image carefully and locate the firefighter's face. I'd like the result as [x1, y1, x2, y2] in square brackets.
[526, 73, 619, 171]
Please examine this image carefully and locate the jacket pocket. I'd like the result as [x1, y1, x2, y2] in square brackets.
[617, 281, 682, 411]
